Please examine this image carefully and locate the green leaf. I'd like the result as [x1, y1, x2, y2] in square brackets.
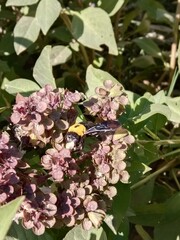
[6, 0, 39, 6]
[178, 42, 180, 72]
[130, 193, 180, 228]
[129, 142, 159, 167]
[129, 203, 165, 226]
[72, 7, 118, 55]
[49, 26, 72, 43]
[4, 79, 40, 95]
[144, 90, 166, 104]
[104, 183, 130, 235]
[131, 56, 155, 68]
[135, 103, 170, 123]
[14, 16, 40, 55]
[35, 0, 62, 35]
[134, 38, 162, 59]
[145, 114, 167, 133]
[63, 225, 107, 240]
[85, 64, 119, 97]
[137, 0, 173, 25]
[6, 222, 53, 240]
[131, 179, 155, 208]
[165, 96, 180, 123]
[99, 0, 125, 16]
[0, 32, 14, 55]
[154, 218, 180, 240]
[114, 218, 129, 240]
[144, 91, 180, 123]
[33, 45, 56, 88]
[134, 96, 171, 123]
[0, 60, 11, 72]
[0, 196, 25, 240]
[50, 46, 72, 66]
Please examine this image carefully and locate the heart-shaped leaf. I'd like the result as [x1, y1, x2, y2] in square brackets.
[14, 16, 40, 55]
[36, 0, 62, 35]
[33, 45, 56, 88]
[72, 7, 118, 55]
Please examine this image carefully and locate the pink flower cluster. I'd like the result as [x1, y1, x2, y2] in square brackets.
[10, 85, 83, 147]
[84, 80, 129, 121]
[1, 81, 134, 235]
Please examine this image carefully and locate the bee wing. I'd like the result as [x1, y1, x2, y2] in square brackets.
[85, 121, 120, 135]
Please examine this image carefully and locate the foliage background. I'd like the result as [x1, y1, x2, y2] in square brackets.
[0, 0, 180, 239]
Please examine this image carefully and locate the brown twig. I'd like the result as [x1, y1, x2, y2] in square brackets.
[169, 0, 180, 82]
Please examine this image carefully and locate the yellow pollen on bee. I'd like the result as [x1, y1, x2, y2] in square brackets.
[68, 124, 86, 137]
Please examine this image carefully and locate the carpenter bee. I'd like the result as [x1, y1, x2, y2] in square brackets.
[65, 120, 120, 150]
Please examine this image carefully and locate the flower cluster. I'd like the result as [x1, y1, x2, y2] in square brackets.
[10, 85, 83, 148]
[0, 131, 22, 204]
[83, 80, 129, 121]
[56, 174, 107, 230]
[1, 80, 134, 235]
[21, 191, 57, 235]
[41, 147, 79, 182]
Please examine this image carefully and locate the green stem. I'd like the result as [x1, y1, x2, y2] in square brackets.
[79, 45, 90, 67]
[137, 139, 180, 146]
[144, 126, 160, 140]
[131, 156, 179, 190]
[159, 179, 176, 192]
[135, 225, 153, 240]
[61, 10, 90, 67]
[171, 169, 180, 190]
[60, 12, 72, 32]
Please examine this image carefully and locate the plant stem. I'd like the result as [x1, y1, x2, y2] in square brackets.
[137, 139, 180, 146]
[171, 169, 180, 190]
[61, 11, 90, 67]
[60, 12, 72, 32]
[144, 126, 160, 140]
[135, 225, 153, 240]
[131, 157, 178, 190]
[79, 45, 90, 67]
[169, 0, 180, 83]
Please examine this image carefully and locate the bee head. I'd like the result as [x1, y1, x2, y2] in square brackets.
[65, 123, 86, 150]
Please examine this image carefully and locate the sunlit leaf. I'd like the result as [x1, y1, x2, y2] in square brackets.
[6, 222, 53, 240]
[133, 94, 171, 123]
[135, 103, 171, 123]
[99, 0, 125, 16]
[165, 97, 180, 123]
[141, 91, 180, 123]
[63, 225, 107, 240]
[85, 64, 118, 97]
[50, 45, 72, 66]
[6, 0, 39, 6]
[178, 41, 180, 72]
[4, 79, 40, 95]
[33, 45, 56, 88]
[0, 196, 24, 240]
[14, 16, 40, 55]
[35, 0, 62, 35]
[72, 7, 118, 55]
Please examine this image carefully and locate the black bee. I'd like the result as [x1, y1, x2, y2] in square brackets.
[65, 120, 120, 150]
